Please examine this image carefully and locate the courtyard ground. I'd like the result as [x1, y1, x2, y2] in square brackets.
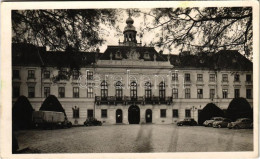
[14, 124, 253, 153]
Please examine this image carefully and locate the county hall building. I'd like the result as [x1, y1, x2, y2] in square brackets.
[12, 16, 253, 125]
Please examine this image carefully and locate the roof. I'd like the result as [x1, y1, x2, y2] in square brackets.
[100, 45, 167, 61]
[12, 43, 252, 71]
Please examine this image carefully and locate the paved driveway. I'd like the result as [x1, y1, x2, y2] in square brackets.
[14, 124, 253, 153]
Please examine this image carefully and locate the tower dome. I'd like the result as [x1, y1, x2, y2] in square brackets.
[126, 16, 134, 24]
[123, 15, 137, 45]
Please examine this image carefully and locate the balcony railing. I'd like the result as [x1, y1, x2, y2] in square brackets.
[95, 96, 173, 105]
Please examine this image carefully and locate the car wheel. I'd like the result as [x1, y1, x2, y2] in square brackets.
[218, 125, 221, 128]
[234, 125, 239, 129]
[208, 123, 212, 127]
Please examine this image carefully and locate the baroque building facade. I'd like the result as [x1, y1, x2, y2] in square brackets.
[12, 16, 253, 125]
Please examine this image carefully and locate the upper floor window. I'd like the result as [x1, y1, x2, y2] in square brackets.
[115, 81, 123, 99]
[197, 74, 203, 81]
[28, 70, 35, 79]
[172, 73, 178, 81]
[222, 89, 228, 99]
[159, 82, 165, 99]
[73, 70, 79, 80]
[87, 87, 93, 98]
[13, 70, 20, 79]
[73, 87, 79, 98]
[44, 71, 50, 79]
[246, 89, 252, 99]
[234, 74, 240, 82]
[209, 74, 215, 82]
[144, 82, 152, 100]
[246, 74, 252, 82]
[197, 89, 203, 99]
[185, 88, 191, 99]
[172, 88, 178, 99]
[222, 74, 228, 82]
[28, 86, 35, 98]
[44, 87, 50, 98]
[58, 87, 65, 98]
[130, 81, 137, 100]
[185, 73, 190, 82]
[101, 81, 108, 99]
[87, 71, 93, 80]
[210, 89, 215, 99]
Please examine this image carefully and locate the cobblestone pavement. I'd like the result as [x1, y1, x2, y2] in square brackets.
[14, 124, 253, 153]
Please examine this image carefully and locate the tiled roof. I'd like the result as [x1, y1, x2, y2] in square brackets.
[12, 43, 252, 71]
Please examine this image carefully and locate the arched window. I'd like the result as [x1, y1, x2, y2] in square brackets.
[145, 82, 152, 100]
[101, 81, 108, 100]
[130, 81, 137, 100]
[115, 81, 123, 100]
[159, 82, 165, 100]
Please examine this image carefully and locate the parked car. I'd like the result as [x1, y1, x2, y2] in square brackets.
[227, 118, 253, 129]
[177, 118, 197, 126]
[203, 117, 224, 127]
[84, 117, 102, 126]
[213, 118, 232, 128]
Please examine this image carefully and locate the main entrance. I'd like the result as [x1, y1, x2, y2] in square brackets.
[128, 105, 140, 124]
[116, 109, 123, 123]
[145, 109, 152, 123]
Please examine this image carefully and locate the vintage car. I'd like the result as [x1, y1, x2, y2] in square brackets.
[203, 117, 224, 127]
[177, 118, 197, 126]
[84, 117, 102, 126]
[227, 118, 253, 129]
[212, 118, 232, 128]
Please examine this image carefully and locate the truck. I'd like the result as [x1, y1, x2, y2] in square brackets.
[32, 111, 72, 129]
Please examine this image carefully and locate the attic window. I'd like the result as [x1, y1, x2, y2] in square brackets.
[143, 51, 150, 60]
[115, 51, 122, 59]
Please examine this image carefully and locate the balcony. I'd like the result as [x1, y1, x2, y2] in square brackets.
[95, 96, 173, 105]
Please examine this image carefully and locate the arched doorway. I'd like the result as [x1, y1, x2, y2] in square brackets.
[145, 109, 152, 123]
[116, 109, 123, 123]
[128, 105, 140, 124]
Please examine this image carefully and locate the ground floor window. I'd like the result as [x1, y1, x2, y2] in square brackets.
[28, 86, 35, 98]
[13, 86, 20, 98]
[234, 89, 240, 98]
[44, 87, 50, 98]
[160, 109, 166, 118]
[88, 109, 94, 118]
[172, 109, 178, 118]
[185, 109, 191, 117]
[185, 88, 190, 99]
[72, 106, 79, 118]
[101, 109, 107, 118]
[58, 87, 65, 98]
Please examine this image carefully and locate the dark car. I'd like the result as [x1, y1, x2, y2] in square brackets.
[177, 118, 197, 126]
[84, 117, 102, 126]
[227, 118, 252, 129]
[212, 118, 232, 128]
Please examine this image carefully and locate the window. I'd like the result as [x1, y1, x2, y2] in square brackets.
[115, 81, 123, 100]
[73, 87, 79, 98]
[209, 74, 215, 82]
[246, 74, 252, 82]
[28, 86, 35, 98]
[101, 81, 108, 100]
[197, 74, 203, 81]
[72, 106, 79, 118]
[159, 82, 165, 100]
[44, 87, 50, 98]
[144, 82, 152, 100]
[13, 86, 20, 98]
[185, 88, 190, 99]
[130, 82, 137, 100]
[172, 109, 178, 118]
[222, 74, 228, 82]
[234, 74, 240, 82]
[28, 70, 35, 79]
[160, 109, 166, 118]
[172, 73, 178, 81]
[87, 109, 93, 118]
[44, 71, 50, 79]
[172, 88, 178, 99]
[185, 109, 191, 117]
[13, 70, 20, 79]
[210, 89, 215, 99]
[58, 87, 65, 98]
[73, 71, 79, 80]
[185, 73, 190, 81]
[87, 87, 93, 98]
[246, 89, 252, 99]
[101, 109, 107, 118]
[197, 89, 203, 99]
[234, 89, 240, 98]
[87, 71, 93, 80]
[222, 89, 228, 98]
[58, 70, 67, 80]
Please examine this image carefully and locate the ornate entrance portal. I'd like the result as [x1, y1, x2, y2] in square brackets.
[116, 109, 123, 123]
[145, 109, 152, 123]
[128, 105, 140, 124]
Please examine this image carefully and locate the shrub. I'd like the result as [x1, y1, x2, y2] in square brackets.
[198, 103, 224, 125]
